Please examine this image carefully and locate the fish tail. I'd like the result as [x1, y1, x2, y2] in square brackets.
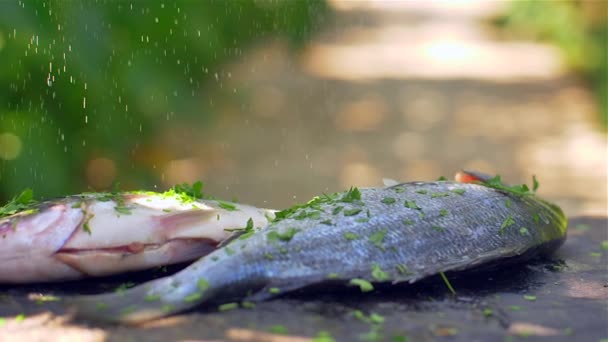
[67, 269, 222, 324]
[66, 284, 169, 324]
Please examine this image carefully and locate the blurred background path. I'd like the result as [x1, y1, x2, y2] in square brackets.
[193, 1, 606, 216]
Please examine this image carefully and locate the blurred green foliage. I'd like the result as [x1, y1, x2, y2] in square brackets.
[494, 0, 607, 128]
[0, 0, 328, 202]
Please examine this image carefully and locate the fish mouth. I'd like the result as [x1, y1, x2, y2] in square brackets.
[54, 238, 218, 277]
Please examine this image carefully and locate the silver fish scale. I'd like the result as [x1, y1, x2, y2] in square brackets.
[206, 182, 565, 293]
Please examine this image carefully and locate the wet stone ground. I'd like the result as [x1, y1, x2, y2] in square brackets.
[0, 216, 606, 341]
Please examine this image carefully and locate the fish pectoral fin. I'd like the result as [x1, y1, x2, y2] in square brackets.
[244, 280, 310, 302]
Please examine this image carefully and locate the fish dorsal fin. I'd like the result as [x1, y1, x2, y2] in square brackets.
[382, 178, 400, 187]
[454, 170, 494, 184]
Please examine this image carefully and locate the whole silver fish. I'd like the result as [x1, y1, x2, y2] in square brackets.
[68, 180, 567, 323]
[0, 192, 273, 283]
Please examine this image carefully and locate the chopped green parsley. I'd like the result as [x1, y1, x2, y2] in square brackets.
[480, 175, 537, 196]
[344, 232, 360, 240]
[430, 192, 450, 198]
[371, 264, 390, 281]
[431, 225, 445, 232]
[353, 310, 385, 324]
[218, 302, 239, 311]
[114, 282, 135, 293]
[172, 181, 204, 199]
[217, 200, 238, 211]
[95, 302, 108, 311]
[162, 304, 175, 313]
[197, 279, 210, 292]
[344, 208, 362, 216]
[184, 293, 202, 302]
[381, 197, 396, 204]
[340, 187, 362, 203]
[241, 301, 256, 309]
[404, 200, 421, 210]
[439, 272, 456, 295]
[499, 214, 516, 235]
[532, 175, 539, 192]
[120, 306, 136, 315]
[0, 188, 37, 218]
[312, 331, 335, 342]
[267, 227, 300, 242]
[145, 294, 161, 302]
[269, 325, 289, 334]
[271, 186, 362, 222]
[369, 230, 387, 249]
[349, 278, 374, 292]
[82, 212, 94, 235]
[294, 210, 321, 220]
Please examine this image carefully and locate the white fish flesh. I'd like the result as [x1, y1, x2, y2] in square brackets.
[0, 191, 273, 283]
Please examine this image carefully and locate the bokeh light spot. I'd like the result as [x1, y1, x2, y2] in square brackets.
[86, 157, 117, 189]
[335, 95, 387, 132]
[0, 133, 22, 160]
